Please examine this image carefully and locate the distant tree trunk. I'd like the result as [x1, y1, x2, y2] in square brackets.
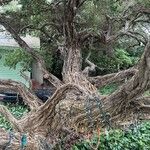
[31, 60, 43, 85]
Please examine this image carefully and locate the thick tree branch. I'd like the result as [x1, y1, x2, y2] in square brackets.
[79, 5, 149, 46]
[41, 83, 84, 109]
[106, 29, 147, 45]
[88, 68, 137, 88]
[0, 16, 39, 60]
[19, 23, 62, 39]
[0, 79, 41, 110]
[104, 40, 150, 115]
[75, 39, 150, 125]
[19, 83, 85, 133]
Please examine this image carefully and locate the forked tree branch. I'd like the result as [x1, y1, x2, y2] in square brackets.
[18, 83, 85, 132]
[37, 83, 85, 117]
[105, 40, 150, 113]
[82, 52, 96, 77]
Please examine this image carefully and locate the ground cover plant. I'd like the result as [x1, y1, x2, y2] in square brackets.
[0, 103, 28, 130]
[72, 121, 150, 150]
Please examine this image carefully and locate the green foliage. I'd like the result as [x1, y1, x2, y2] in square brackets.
[1, 0, 148, 79]
[144, 90, 150, 96]
[40, 42, 63, 79]
[99, 83, 118, 95]
[4, 48, 33, 71]
[40, 43, 53, 71]
[0, 103, 29, 130]
[2, 46, 63, 78]
[6, 103, 29, 119]
[0, 115, 12, 130]
[0, 0, 22, 13]
[115, 49, 132, 66]
[87, 48, 135, 74]
[1, 0, 147, 78]
[72, 121, 150, 150]
[137, 0, 150, 7]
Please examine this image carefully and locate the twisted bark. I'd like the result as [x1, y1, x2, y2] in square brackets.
[88, 68, 137, 88]
[0, 80, 41, 110]
[75, 40, 150, 126]
[82, 52, 96, 77]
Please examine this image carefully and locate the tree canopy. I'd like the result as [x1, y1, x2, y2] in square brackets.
[1, 0, 150, 76]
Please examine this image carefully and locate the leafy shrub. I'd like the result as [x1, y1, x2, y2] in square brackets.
[72, 121, 150, 150]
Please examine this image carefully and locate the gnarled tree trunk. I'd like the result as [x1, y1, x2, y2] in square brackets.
[0, 1, 150, 149]
[0, 38, 150, 150]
